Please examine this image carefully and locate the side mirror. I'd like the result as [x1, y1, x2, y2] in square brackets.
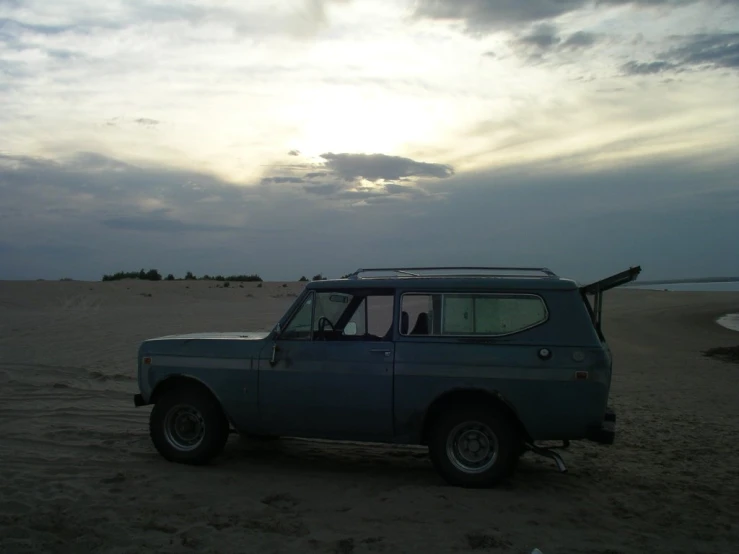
[343, 321, 357, 336]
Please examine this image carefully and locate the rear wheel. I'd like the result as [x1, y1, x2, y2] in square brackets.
[149, 385, 230, 465]
[428, 405, 521, 488]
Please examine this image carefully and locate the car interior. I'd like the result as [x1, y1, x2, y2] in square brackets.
[313, 294, 431, 341]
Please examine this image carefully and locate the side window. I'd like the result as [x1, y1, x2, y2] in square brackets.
[312, 292, 353, 331]
[443, 294, 547, 336]
[280, 292, 314, 340]
[346, 298, 367, 336]
[343, 294, 394, 339]
[442, 294, 473, 334]
[281, 290, 397, 341]
[400, 292, 547, 337]
[399, 294, 435, 335]
[366, 294, 394, 337]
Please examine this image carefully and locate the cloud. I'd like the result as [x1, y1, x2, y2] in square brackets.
[508, 24, 600, 60]
[304, 183, 342, 195]
[621, 60, 678, 74]
[258, 152, 453, 202]
[622, 32, 739, 74]
[102, 216, 237, 233]
[411, 0, 729, 34]
[0, 2, 329, 40]
[665, 32, 739, 69]
[514, 23, 561, 50]
[319, 152, 454, 181]
[288, 149, 300, 156]
[135, 118, 160, 127]
[261, 176, 305, 184]
[412, 0, 587, 31]
[1, 0, 738, 284]
[0, 150, 738, 282]
[562, 30, 599, 49]
[288, 0, 353, 37]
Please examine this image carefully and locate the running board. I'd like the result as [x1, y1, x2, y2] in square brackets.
[525, 441, 569, 473]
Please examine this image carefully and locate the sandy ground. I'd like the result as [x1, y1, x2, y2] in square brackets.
[1, 279, 738, 554]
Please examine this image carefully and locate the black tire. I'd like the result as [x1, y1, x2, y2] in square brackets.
[149, 385, 230, 465]
[428, 404, 521, 488]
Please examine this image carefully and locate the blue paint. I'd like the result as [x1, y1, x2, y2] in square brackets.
[136, 267, 638, 450]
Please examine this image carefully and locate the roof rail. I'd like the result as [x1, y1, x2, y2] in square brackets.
[344, 266, 558, 280]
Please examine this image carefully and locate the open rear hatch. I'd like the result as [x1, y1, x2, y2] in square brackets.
[581, 266, 642, 336]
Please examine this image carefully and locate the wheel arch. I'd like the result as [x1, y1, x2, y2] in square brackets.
[420, 387, 531, 445]
[150, 374, 233, 427]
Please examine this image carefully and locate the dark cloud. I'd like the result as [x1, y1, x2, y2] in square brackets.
[0, 58, 29, 79]
[412, 0, 586, 32]
[134, 117, 160, 126]
[261, 152, 453, 200]
[1, 151, 738, 282]
[303, 183, 342, 195]
[412, 0, 723, 33]
[0, 19, 82, 35]
[0, 15, 126, 42]
[302, 181, 430, 201]
[319, 152, 454, 181]
[383, 183, 408, 194]
[517, 23, 560, 50]
[102, 217, 237, 233]
[288, 149, 300, 156]
[260, 176, 305, 184]
[562, 30, 599, 48]
[46, 48, 83, 60]
[509, 24, 600, 59]
[665, 32, 739, 69]
[621, 60, 678, 74]
[622, 32, 739, 75]
[383, 183, 429, 197]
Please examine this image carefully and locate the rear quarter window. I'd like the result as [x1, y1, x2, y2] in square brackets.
[400, 292, 548, 337]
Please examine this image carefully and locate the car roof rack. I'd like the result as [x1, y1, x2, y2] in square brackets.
[344, 266, 558, 280]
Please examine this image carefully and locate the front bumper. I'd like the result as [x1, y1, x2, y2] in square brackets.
[134, 393, 147, 407]
[586, 407, 616, 444]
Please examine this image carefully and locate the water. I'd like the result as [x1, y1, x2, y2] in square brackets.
[632, 281, 739, 292]
[717, 313, 739, 333]
[630, 281, 739, 333]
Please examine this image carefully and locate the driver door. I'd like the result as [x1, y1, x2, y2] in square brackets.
[257, 289, 395, 440]
[257, 291, 325, 436]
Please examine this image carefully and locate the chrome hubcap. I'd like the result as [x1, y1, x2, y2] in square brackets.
[164, 404, 205, 451]
[446, 421, 498, 473]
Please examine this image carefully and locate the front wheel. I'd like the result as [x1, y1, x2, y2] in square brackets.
[149, 386, 230, 465]
[428, 405, 521, 488]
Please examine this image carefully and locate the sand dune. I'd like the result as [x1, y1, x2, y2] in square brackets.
[1, 280, 738, 554]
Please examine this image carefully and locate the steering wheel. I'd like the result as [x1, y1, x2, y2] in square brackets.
[317, 317, 335, 339]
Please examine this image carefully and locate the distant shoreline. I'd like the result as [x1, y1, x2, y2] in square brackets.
[625, 277, 739, 286]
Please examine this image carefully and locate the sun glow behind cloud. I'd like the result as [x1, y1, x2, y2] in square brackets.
[1, 0, 739, 280]
[2, 0, 737, 183]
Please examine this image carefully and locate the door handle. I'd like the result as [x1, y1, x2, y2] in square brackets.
[370, 349, 391, 356]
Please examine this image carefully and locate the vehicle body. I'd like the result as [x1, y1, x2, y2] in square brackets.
[134, 265, 642, 487]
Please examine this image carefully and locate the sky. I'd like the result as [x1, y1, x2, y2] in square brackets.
[1, 0, 738, 282]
